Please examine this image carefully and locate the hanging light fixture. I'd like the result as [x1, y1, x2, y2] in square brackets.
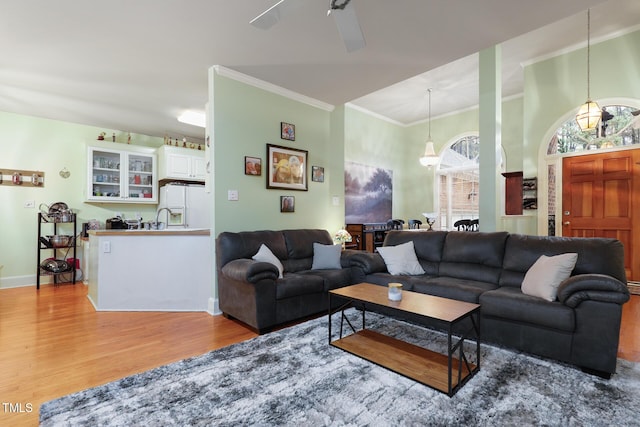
[419, 88, 439, 167]
[575, 9, 601, 131]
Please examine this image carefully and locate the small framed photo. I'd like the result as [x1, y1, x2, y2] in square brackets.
[311, 166, 324, 182]
[281, 122, 295, 141]
[244, 156, 262, 176]
[280, 196, 295, 212]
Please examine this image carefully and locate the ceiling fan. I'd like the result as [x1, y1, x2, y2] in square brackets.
[250, 0, 366, 52]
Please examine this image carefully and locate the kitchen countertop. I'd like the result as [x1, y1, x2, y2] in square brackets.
[88, 228, 210, 236]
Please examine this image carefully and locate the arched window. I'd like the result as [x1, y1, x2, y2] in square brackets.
[437, 135, 480, 230]
[548, 105, 640, 155]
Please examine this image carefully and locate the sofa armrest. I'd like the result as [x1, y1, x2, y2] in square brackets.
[557, 274, 630, 308]
[221, 259, 279, 284]
[340, 249, 361, 268]
[348, 252, 387, 275]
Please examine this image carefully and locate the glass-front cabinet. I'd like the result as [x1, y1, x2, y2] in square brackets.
[87, 144, 157, 203]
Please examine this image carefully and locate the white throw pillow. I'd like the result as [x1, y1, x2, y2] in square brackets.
[252, 244, 284, 278]
[377, 241, 425, 276]
[521, 253, 578, 301]
[312, 243, 342, 270]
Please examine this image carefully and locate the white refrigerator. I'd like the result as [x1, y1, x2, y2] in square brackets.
[158, 183, 210, 229]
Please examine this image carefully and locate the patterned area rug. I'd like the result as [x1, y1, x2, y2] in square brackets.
[40, 310, 640, 426]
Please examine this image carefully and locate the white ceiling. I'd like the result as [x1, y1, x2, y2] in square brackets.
[1, 0, 639, 142]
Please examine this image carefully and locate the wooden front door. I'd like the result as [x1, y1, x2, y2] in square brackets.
[562, 149, 640, 280]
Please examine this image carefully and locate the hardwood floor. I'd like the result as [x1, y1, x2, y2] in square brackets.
[0, 283, 257, 427]
[1, 284, 638, 426]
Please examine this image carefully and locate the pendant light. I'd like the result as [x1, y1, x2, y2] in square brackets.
[419, 88, 439, 167]
[575, 9, 601, 131]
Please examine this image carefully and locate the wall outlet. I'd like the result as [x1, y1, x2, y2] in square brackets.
[24, 200, 35, 208]
[102, 241, 111, 253]
[332, 196, 340, 206]
[228, 190, 239, 201]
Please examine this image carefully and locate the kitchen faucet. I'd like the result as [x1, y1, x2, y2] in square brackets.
[155, 207, 173, 229]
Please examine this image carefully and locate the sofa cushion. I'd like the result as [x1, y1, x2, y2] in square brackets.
[377, 241, 425, 275]
[522, 253, 578, 301]
[217, 230, 288, 267]
[276, 273, 324, 299]
[311, 243, 342, 270]
[297, 269, 352, 291]
[283, 229, 333, 259]
[500, 234, 626, 287]
[412, 277, 498, 303]
[252, 244, 284, 278]
[480, 287, 575, 332]
[384, 231, 447, 275]
[438, 232, 508, 284]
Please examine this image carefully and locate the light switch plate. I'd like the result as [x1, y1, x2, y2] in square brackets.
[228, 190, 239, 201]
[332, 196, 340, 206]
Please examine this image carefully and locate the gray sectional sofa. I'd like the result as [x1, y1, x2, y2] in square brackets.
[216, 229, 356, 334]
[216, 228, 629, 378]
[349, 230, 630, 378]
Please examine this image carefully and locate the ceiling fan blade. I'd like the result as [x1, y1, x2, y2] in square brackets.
[250, 0, 287, 30]
[329, 1, 366, 52]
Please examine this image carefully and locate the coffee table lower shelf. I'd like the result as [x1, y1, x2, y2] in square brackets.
[331, 329, 476, 394]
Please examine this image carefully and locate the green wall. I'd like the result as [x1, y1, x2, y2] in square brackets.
[524, 29, 640, 175]
[0, 111, 164, 287]
[210, 70, 344, 235]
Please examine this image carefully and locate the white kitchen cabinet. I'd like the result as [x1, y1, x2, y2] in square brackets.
[158, 145, 205, 182]
[87, 143, 158, 203]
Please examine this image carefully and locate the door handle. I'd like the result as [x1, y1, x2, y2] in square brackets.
[563, 221, 570, 226]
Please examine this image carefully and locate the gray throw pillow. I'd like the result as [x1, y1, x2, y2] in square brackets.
[312, 242, 342, 270]
[521, 253, 578, 301]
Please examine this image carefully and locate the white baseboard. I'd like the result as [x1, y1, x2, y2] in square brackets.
[0, 274, 52, 289]
[207, 297, 221, 316]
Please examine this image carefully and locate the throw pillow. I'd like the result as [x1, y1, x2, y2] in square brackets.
[376, 241, 425, 276]
[252, 244, 284, 278]
[521, 253, 578, 301]
[311, 242, 342, 270]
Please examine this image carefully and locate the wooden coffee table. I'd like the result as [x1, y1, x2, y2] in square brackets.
[328, 283, 480, 396]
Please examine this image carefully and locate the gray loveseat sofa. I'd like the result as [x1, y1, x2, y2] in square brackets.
[349, 230, 630, 378]
[216, 229, 356, 333]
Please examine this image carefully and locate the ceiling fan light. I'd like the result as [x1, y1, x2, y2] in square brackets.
[576, 100, 601, 131]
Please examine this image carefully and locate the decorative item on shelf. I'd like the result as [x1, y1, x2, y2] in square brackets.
[388, 282, 403, 301]
[112, 132, 116, 142]
[183, 138, 187, 148]
[281, 122, 295, 141]
[421, 212, 438, 231]
[334, 228, 352, 250]
[127, 133, 132, 144]
[12, 172, 22, 185]
[97, 132, 106, 141]
[575, 9, 601, 131]
[59, 167, 70, 179]
[419, 88, 439, 168]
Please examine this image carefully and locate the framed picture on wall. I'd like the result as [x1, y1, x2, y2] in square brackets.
[244, 156, 262, 176]
[281, 122, 295, 141]
[267, 144, 308, 191]
[280, 196, 295, 212]
[311, 166, 324, 182]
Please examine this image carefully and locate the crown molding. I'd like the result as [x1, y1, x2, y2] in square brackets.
[213, 66, 334, 112]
